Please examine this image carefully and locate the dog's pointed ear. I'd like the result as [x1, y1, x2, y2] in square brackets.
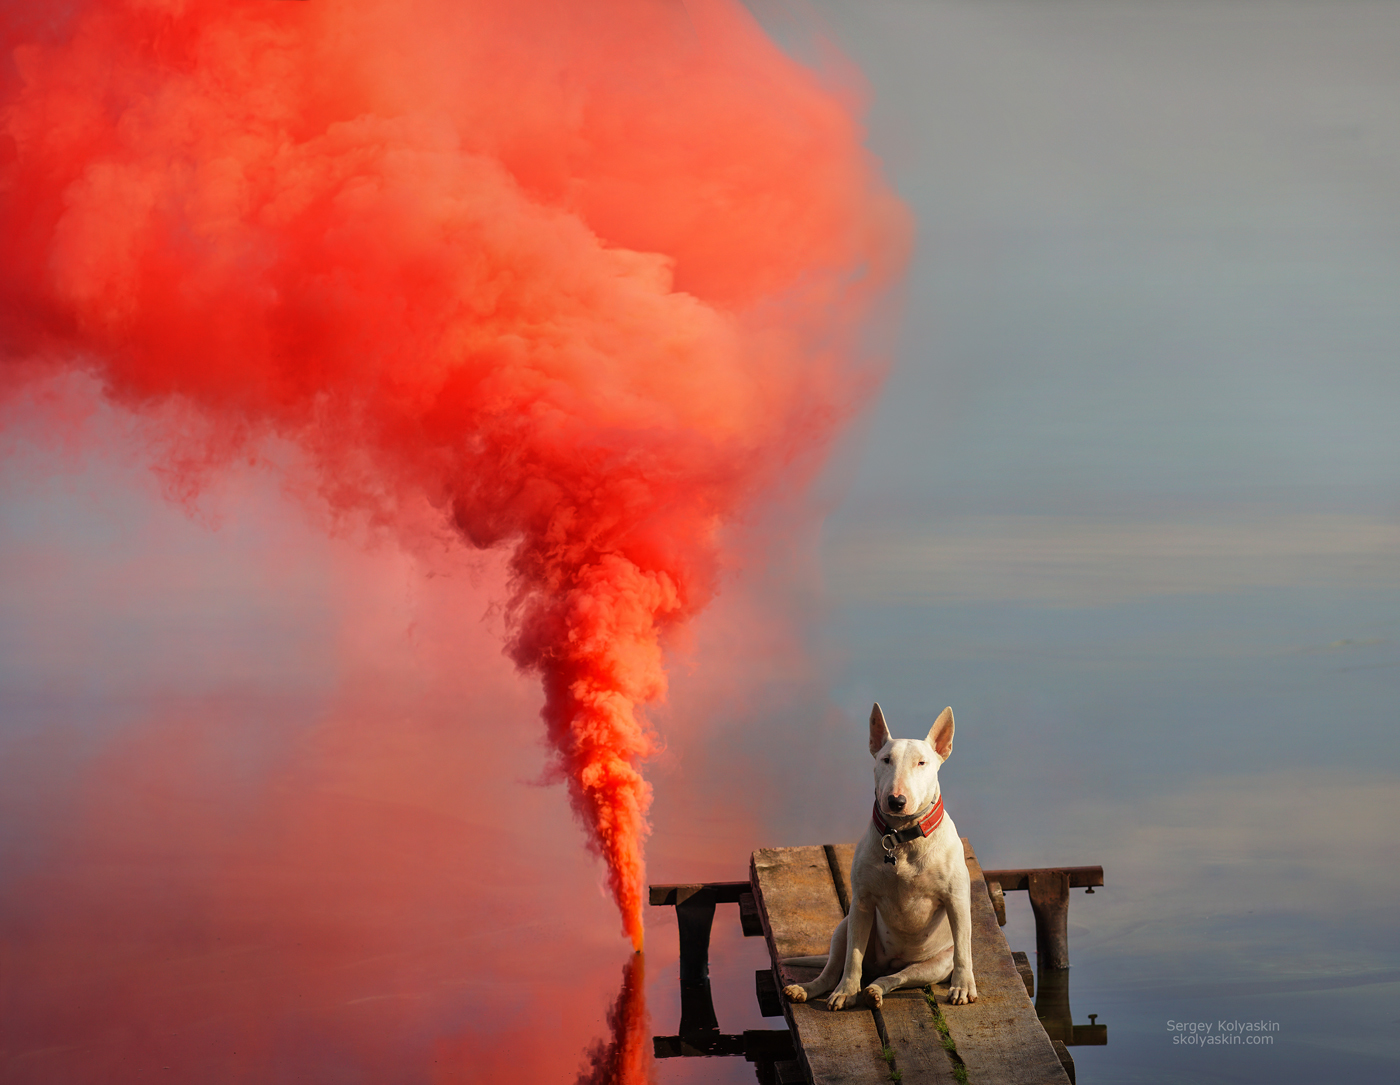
[869, 703, 892, 757]
[927, 707, 955, 761]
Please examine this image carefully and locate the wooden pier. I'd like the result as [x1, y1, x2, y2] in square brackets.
[651, 840, 1103, 1084]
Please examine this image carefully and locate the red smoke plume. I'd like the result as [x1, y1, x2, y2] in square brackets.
[0, 0, 907, 946]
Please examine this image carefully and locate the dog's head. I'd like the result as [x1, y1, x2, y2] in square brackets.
[869, 702, 954, 819]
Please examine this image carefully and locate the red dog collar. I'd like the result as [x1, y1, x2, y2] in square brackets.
[872, 794, 944, 847]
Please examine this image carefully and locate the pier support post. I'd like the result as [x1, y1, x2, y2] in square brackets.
[676, 888, 717, 986]
[676, 888, 720, 1037]
[1028, 869, 1071, 969]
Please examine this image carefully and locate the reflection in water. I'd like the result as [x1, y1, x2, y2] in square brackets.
[0, 702, 655, 1085]
[1034, 967, 1108, 1047]
[577, 956, 652, 1085]
[0, 458, 785, 1085]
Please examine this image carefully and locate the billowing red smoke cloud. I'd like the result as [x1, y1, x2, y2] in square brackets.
[0, 0, 907, 946]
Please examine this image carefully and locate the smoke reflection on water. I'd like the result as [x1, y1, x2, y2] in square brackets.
[0, 455, 607, 1084]
[576, 957, 650, 1085]
[1, 706, 645, 1084]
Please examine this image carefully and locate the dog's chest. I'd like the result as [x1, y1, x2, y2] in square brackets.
[867, 866, 949, 941]
[867, 847, 953, 903]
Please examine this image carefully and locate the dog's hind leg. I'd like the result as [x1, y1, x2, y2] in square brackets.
[781, 917, 847, 1004]
[860, 944, 954, 1008]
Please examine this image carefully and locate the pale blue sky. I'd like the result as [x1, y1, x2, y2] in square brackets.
[784, 0, 1400, 518]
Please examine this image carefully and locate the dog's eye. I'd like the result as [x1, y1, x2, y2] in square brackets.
[882, 757, 891, 764]
[918, 760, 926, 766]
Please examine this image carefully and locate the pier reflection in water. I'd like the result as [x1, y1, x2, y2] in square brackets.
[1034, 967, 1108, 1049]
[651, 885, 796, 1083]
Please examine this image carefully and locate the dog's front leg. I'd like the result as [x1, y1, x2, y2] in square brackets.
[944, 872, 978, 1005]
[861, 943, 955, 1008]
[825, 902, 875, 1011]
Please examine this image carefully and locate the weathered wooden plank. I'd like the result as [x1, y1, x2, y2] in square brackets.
[752, 846, 845, 958]
[879, 990, 960, 1085]
[929, 840, 1072, 1085]
[1011, 950, 1035, 997]
[825, 843, 856, 916]
[1051, 1039, 1076, 1083]
[751, 847, 888, 1085]
[784, 990, 889, 1083]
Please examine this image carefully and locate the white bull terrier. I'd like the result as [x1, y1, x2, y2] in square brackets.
[782, 703, 977, 1009]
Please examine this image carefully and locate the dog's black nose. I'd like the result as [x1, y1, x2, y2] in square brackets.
[888, 795, 907, 812]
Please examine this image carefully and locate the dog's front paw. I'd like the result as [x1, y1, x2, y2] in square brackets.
[825, 986, 860, 1011]
[947, 971, 978, 1005]
[862, 983, 884, 1008]
[782, 984, 808, 1004]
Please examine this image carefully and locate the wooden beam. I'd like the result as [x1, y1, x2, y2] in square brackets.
[755, 969, 784, 1018]
[739, 890, 765, 936]
[1011, 950, 1034, 997]
[1028, 870, 1072, 970]
[981, 866, 1103, 892]
[1052, 1040, 1076, 1083]
[988, 878, 1008, 925]
[648, 880, 752, 906]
